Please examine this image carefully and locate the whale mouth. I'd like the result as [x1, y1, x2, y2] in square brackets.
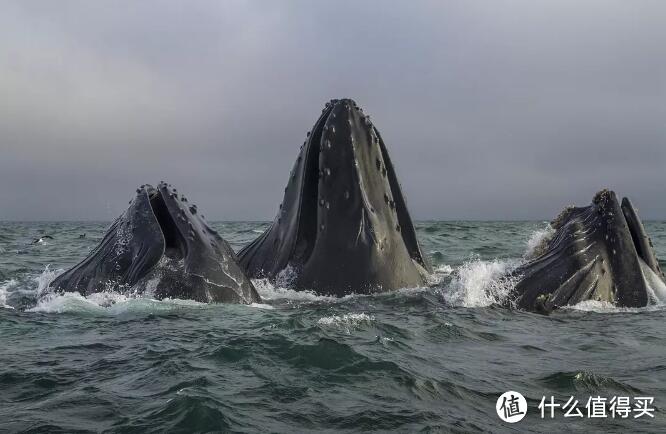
[620, 196, 666, 302]
[622, 198, 654, 268]
[237, 98, 430, 293]
[147, 188, 186, 261]
[513, 189, 665, 311]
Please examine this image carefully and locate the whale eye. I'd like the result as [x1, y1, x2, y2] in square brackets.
[344, 190, 350, 200]
[376, 158, 381, 171]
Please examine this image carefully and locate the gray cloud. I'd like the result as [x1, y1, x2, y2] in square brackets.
[1, 0, 665, 221]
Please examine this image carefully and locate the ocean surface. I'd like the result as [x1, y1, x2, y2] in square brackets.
[1, 221, 665, 433]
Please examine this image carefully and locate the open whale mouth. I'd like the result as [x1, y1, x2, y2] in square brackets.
[237, 98, 430, 293]
[146, 185, 188, 261]
[621, 198, 660, 272]
[514, 189, 666, 311]
[50, 182, 260, 304]
[620, 197, 666, 303]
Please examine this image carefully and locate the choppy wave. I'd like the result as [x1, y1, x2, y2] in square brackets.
[2, 221, 666, 432]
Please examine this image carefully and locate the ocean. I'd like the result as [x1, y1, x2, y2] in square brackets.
[1, 221, 665, 433]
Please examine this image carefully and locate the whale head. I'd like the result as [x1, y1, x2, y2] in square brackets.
[512, 189, 665, 311]
[238, 98, 429, 295]
[50, 182, 259, 304]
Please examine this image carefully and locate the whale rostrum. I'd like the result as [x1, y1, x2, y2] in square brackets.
[238, 99, 430, 295]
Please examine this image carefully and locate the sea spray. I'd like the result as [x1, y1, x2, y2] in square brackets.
[444, 258, 520, 307]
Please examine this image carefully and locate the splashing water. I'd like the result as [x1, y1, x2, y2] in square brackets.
[524, 223, 554, 259]
[317, 312, 375, 333]
[443, 258, 521, 307]
[0, 279, 17, 309]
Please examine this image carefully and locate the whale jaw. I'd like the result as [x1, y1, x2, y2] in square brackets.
[512, 189, 665, 312]
[238, 99, 429, 295]
[50, 183, 260, 304]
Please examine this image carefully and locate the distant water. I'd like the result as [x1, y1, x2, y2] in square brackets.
[1, 221, 665, 433]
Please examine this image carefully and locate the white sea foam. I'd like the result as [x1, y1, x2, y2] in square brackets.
[275, 265, 298, 288]
[0, 279, 18, 309]
[566, 300, 619, 312]
[565, 300, 666, 314]
[35, 265, 62, 297]
[317, 312, 375, 333]
[444, 259, 520, 307]
[15, 265, 206, 314]
[434, 264, 454, 275]
[252, 277, 337, 302]
[27, 291, 208, 314]
[426, 264, 454, 286]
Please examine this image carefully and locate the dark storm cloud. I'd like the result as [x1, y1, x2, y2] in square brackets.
[1, 0, 664, 221]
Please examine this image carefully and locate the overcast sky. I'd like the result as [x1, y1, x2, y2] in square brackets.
[1, 0, 664, 221]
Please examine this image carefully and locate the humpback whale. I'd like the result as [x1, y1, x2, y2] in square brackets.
[238, 98, 430, 296]
[50, 183, 260, 304]
[510, 189, 666, 312]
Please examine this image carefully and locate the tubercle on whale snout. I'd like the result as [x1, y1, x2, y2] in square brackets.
[510, 189, 665, 312]
[237, 98, 430, 295]
[49, 182, 260, 305]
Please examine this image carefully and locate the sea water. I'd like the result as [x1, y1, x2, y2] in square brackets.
[1, 221, 665, 432]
